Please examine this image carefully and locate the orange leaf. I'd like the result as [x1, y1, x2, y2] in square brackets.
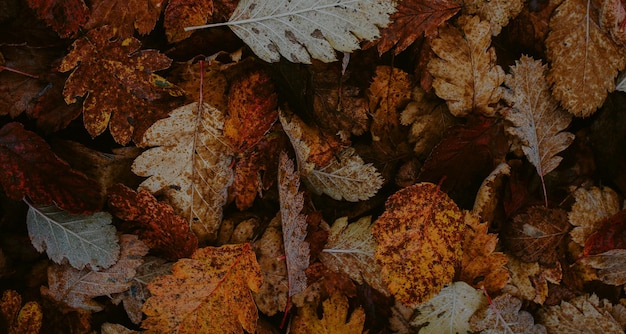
[86, 0, 165, 37]
[372, 182, 464, 306]
[290, 292, 365, 334]
[1, 290, 43, 334]
[142, 243, 263, 334]
[164, 0, 213, 43]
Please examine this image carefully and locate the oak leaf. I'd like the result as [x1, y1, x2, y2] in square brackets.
[290, 292, 365, 334]
[59, 26, 183, 145]
[538, 294, 623, 333]
[470, 293, 546, 333]
[26, 0, 89, 38]
[0, 122, 102, 214]
[1, 290, 43, 334]
[320, 216, 388, 295]
[252, 217, 288, 316]
[107, 184, 198, 260]
[141, 243, 263, 334]
[132, 102, 234, 244]
[164, 0, 213, 43]
[463, 0, 525, 36]
[372, 182, 464, 306]
[41, 234, 149, 311]
[546, 0, 626, 117]
[428, 15, 505, 117]
[504, 55, 575, 204]
[186, 0, 396, 63]
[581, 249, 626, 285]
[26, 203, 119, 270]
[569, 186, 621, 247]
[85, 0, 164, 37]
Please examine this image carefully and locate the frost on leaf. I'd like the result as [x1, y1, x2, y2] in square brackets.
[26, 203, 119, 270]
[428, 15, 505, 117]
[290, 292, 365, 334]
[85, 0, 165, 37]
[538, 294, 623, 333]
[59, 26, 183, 145]
[463, 0, 525, 36]
[504, 56, 574, 204]
[320, 216, 388, 295]
[132, 102, 234, 244]
[546, 0, 626, 117]
[252, 217, 288, 316]
[41, 235, 148, 312]
[568, 186, 621, 246]
[372, 182, 464, 306]
[1, 290, 43, 334]
[186, 0, 396, 63]
[278, 153, 310, 297]
[410, 282, 487, 333]
[470, 293, 546, 333]
[142, 244, 263, 334]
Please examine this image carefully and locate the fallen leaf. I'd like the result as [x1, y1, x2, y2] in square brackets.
[428, 15, 505, 117]
[132, 102, 234, 244]
[463, 0, 525, 36]
[372, 182, 464, 306]
[538, 294, 623, 333]
[102, 323, 139, 334]
[29, 73, 83, 133]
[600, 0, 626, 46]
[142, 243, 263, 334]
[26, 0, 89, 38]
[26, 203, 119, 270]
[472, 162, 511, 224]
[290, 292, 365, 334]
[164, 0, 213, 43]
[581, 249, 626, 285]
[252, 217, 288, 316]
[41, 234, 148, 311]
[85, 0, 164, 37]
[546, 0, 626, 117]
[1, 290, 43, 334]
[569, 186, 622, 247]
[470, 293, 546, 333]
[503, 254, 562, 304]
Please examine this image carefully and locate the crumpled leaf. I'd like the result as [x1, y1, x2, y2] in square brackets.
[371, 0, 461, 55]
[320, 216, 387, 295]
[164, 0, 213, 43]
[463, 0, 525, 36]
[538, 294, 623, 333]
[26, 203, 119, 270]
[372, 182, 464, 306]
[470, 293, 546, 333]
[503, 255, 562, 305]
[41, 234, 148, 312]
[278, 153, 310, 297]
[472, 162, 511, 225]
[107, 184, 198, 260]
[252, 217, 288, 316]
[187, 0, 396, 63]
[410, 281, 487, 333]
[142, 243, 263, 334]
[1, 290, 43, 334]
[569, 186, 621, 247]
[290, 292, 365, 334]
[581, 249, 626, 285]
[132, 102, 234, 244]
[600, 0, 626, 46]
[26, 0, 89, 38]
[0, 122, 102, 214]
[546, 0, 626, 117]
[460, 211, 509, 293]
[59, 26, 183, 145]
[428, 15, 505, 117]
[504, 55, 575, 203]
[85, 0, 165, 37]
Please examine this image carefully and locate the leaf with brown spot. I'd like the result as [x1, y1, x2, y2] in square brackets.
[164, 0, 213, 43]
[372, 182, 464, 306]
[252, 217, 288, 316]
[1, 290, 43, 334]
[290, 292, 365, 334]
[85, 0, 165, 37]
[26, 0, 89, 38]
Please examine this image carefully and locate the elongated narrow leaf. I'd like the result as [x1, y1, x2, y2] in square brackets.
[26, 203, 119, 271]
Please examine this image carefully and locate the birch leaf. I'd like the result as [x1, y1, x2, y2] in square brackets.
[186, 0, 397, 63]
[26, 203, 119, 271]
[131, 102, 234, 244]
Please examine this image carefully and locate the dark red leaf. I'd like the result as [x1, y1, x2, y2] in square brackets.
[26, 0, 89, 38]
[583, 209, 626, 257]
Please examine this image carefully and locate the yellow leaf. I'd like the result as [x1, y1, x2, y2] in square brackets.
[291, 292, 365, 334]
[1, 290, 42, 334]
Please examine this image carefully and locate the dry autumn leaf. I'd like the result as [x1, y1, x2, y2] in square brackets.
[568, 186, 621, 247]
[290, 292, 365, 334]
[428, 15, 505, 117]
[26, 0, 88, 38]
[600, 0, 626, 46]
[470, 293, 546, 333]
[463, 0, 525, 36]
[538, 294, 623, 333]
[372, 182, 464, 306]
[85, 0, 164, 37]
[164, 0, 213, 43]
[1, 290, 43, 334]
[142, 243, 263, 334]
[581, 249, 626, 285]
[252, 217, 288, 316]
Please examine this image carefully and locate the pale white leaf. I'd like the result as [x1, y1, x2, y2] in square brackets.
[26, 203, 119, 271]
[470, 293, 546, 333]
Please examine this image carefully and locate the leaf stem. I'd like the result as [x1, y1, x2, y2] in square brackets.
[0, 65, 39, 78]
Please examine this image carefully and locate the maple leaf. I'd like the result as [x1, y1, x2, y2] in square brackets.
[371, 0, 461, 55]
[546, 0, 626, 117]
[320, 216, 388, 295]
[290, 292, 365, 334]
[428, 15, 505, 117]
[463, 0, 525, 36]
[470, 293, 546, 333]
[107, 184, 198, 260]
[0, 122, 102, 214]
[1, 290, 43, 334]
[600, 0, 626, 46]
[131, 102, 234, 244]
[252, 218, 288, 316]
[26, 203, 119, 270]
[164, 0, 213, 43]
[85, 0, 165, 37]
[460, 211, 509, 293]
[142, 243, 263, 334]
[185, 0, 396, 63]
[372, 182, 464, 306]
[41, 234, 149, 311]
[278, 153, 310, 298]
[538, 294, 623, 332]
[581, 249, 626, 285]
[26, 0, 89, 38]
[504, 55, 575, 205]
[59, 26, 183, 145]
[568, 186, 621, 247]
[410, 281, 487, 333]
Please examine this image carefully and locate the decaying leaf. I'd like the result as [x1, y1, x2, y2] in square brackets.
[503, 254, 562, 305]
[372, 182, 464, 306]
[26, 203, 119, 270]
[142, 243, 263, 334]
[569, 186, 621, 246]
[428, 15, 505, 117]
[470, 293, 546, 333]
[472, 162, 511, 224]
[538, 294, 623, 333]
[186, 0, 396, 63]
[600, 0, 626, 46]
[503, 55, 575, 204]
[290, 292, 365, 334]
[85, 0, 165, 37]
[164, 0, 213, 42]
[132, 102, 234, 244]
[41, 234, 148, 312]
[581, 249, 626, 285]
[463, 0, 525, 36]
[546, 0, 626, 117]
[26, 0, 88, 38]
[1, 290, 43, 334]
[252, 217, 288, 316]
[320, 216, 387, 295]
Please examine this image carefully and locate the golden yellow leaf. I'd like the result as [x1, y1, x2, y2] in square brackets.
[290, 292, 365, 334]
[372, 182, 464, 306]
[142, 243, 263, 334]
[1, 290, 42, 334]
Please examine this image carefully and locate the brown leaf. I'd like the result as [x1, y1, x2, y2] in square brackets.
[1, 290, 43, 334]
[290, 292, 365, 334]
[85, 0, 164, 37]
[538, 294, 623, 332]
[26, 0, 89, 38]
[581, 249, 626, 285]
[600, 0, 626, 45]
[503, 254, 562, 304]
[470, 293, 546, 333]
[463, 0, 525, 36]
[568, 186, 622, 247]
[252, 218, 288, 316]
[164, 0, 213, 43]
